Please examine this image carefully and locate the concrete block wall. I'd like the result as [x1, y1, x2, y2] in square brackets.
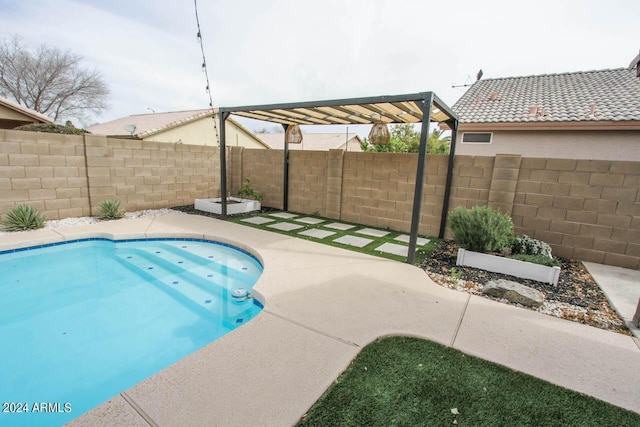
[239, 148, 283, 208]
[237, 148, 639, 269]
[84, 135, 219, 212]
[288, 151, 329, 214]
[513, 157, 640, 269]
[1, 129, 90, 219]
[0, 130, 219, 219]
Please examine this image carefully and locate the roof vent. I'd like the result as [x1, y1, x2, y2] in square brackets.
[528, 105, 546, 117]
[488, 92, 500, 101]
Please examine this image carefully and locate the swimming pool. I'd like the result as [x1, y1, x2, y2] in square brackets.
[0, 238, 263, 426]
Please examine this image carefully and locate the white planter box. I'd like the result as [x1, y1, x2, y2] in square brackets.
[194, 197, 261, 215]
[456, 248, 561, 286]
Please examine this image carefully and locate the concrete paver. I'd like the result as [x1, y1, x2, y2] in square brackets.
[376, 242, 409, 257]
[356, 227, 390, 237]
[295, 217, 325, 224]
[333, 235, 372, 248]
[395, 234, 430, 246]
[324, 222, 356, 230]
[241, 216, 274, 225]
[299, 229, 335, 239]
[267, 222, 303, 231]
[269, 212, 298, 219]
[1, 213, 638, 426]
[584, 262, 640, 340]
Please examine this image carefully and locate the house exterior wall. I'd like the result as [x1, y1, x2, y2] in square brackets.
[456, 130, 640, 161]
[0, 129, 219, 219]
[145, 116, 266, 149]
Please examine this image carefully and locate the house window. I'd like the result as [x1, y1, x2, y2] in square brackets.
[462, 132, 492, 144]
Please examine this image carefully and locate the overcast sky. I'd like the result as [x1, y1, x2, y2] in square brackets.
[0, 0, 638, 133]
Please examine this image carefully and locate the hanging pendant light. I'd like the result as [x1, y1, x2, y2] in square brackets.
[368, 120, 390, 145]
[285, 123, 303, 144]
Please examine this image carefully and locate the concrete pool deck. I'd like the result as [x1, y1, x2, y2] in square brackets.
[1, 213, 639, 425]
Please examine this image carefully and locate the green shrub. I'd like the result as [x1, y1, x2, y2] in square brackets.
[237, 179, 264, 202]
[510, 234, 553, 258]
[510, 254, 561, 267]
[449, 205, 513, 253]
[15, 123, 90, 135]
[97, 199, 124, 220]
[1, 204, 46, 231]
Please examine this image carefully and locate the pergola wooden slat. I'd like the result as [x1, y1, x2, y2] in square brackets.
[218, 91, 459, 264]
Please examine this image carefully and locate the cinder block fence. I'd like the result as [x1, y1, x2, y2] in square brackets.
[1, 130, 638, 269]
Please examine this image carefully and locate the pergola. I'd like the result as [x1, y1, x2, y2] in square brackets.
[218, 92, 459, 264]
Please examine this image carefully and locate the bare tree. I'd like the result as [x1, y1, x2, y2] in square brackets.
[0, 35, 109, 125]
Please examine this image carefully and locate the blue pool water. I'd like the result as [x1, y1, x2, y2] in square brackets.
[0, 238, 263, 426]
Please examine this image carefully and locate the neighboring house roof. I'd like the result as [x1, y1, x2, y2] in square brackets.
[256, 132, 363, 151]
[88, 109, 213, 138]
[452, 68, 640, 129]
[0, 95, 54, 129]
[87, 109, 268, 147]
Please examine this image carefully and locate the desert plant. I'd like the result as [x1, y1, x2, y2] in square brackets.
[97, 199, 124, 220]
[509, 254, 561, 267]
[237, 179, 264, 202]
[1, 204, 46, 231]
[509, 235, 553, 258]
[449, 205, 513, 253]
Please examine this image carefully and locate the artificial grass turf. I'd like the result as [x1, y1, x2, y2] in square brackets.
[298, 336, 640, 427]
[230, 212, 440, 265]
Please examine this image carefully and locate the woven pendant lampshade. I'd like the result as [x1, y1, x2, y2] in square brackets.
[285, 124, 303, 144]
[368, 121, 390, 145]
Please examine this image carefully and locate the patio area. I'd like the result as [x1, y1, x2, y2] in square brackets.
[0, 212, 639, 426]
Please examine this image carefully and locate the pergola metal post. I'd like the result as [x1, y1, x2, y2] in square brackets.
[219, 111, 229, 217]
[439, 119, 458, 238]
[407, 94, 434, 265]
[282, 124, 289, 211]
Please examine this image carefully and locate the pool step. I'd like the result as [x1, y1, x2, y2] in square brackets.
[114, 249, 256, 327]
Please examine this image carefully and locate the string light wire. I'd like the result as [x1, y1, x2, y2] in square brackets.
[194, 0, 220, 145]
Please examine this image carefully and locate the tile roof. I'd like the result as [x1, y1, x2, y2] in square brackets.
[452, 68, 640, 124]
[256, 132, 363, 151]
[88, 109, 214, 137]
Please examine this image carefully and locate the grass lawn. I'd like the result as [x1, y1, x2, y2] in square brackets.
[298, 336, 640, 427]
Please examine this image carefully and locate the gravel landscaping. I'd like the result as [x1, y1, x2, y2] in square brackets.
[421, 240, 630, 335]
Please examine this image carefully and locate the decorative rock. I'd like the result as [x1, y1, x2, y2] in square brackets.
[482, 279, 545, 308]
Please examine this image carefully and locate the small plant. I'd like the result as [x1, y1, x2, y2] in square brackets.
[450, 267, 463, 284]
[509, 254, 561, 267]
[509, 235, 553, 258]
[237, 179, 264, 202]
[1, 204, 46, 231]
[97, 199, 124, 220]
[449, 206, 513, 253]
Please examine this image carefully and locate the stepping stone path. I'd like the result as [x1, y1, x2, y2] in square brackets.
[376, 242, 409, 257]
[269, 212, 298, 219]
[324, 222, 356, 231]
[299, 229, 335, 239]
[242, 217, 274, 225]
[356, 228, 390, 238]
[333, 235, 373, 248]
[295, 217, 325, 225]
[395, 234, 430, 246]
[268, 222, 304, 231]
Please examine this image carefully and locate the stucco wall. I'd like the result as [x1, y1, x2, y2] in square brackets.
[456, 130, 640, 161]
[146, 116, 266, 149]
